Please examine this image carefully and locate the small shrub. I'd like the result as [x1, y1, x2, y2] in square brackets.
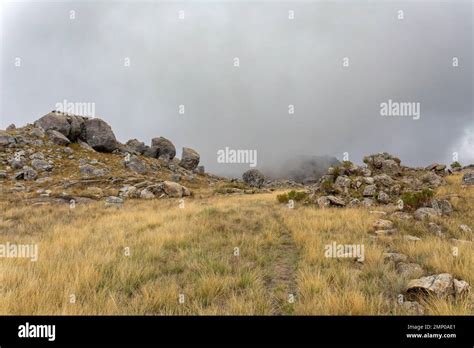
[400, 189, 434, 210]
[320, 180, 334, 193]
[332, 166, 340, 177]
[277, 190, 309, 203]
[342, 161, 353, 169]
[450, 161, 461, 169]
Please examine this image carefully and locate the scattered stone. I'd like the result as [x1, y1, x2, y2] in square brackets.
[14, 166, 37, 181]
[326, 195, 346, 206]
[84, 187, 104, 199]
[373, 219, 394, 230]
[317, 196, 331, 208]
[414, 207, 441, 221]
[459, 224, 472, 233]
[363, 185, 376, 197]
[362, 198, 374, 207]
[348, 198, 361, 207]
[63, 147, 74, 155]
[391, 211, 413, 220]
[119, 185, 138, 198]
[124, 155, 147, 174]
[31, 159, 53, 172]
[140, 188, 155, 200]
[375, 229, 397, 236]
[6, 124, 16, 130]
[105, 196, 123, 207]
[170, 173, 181, 182]
[404, 235, 421, 242]
[160, 181, 191, 198]
[377, 191, 391, 204]
[431, 199, 453, 216]
[428, 222, 444, 237]
[383, 252, 407, 263]
[79, 164, 107, 177]
[242, 169, 265, 188]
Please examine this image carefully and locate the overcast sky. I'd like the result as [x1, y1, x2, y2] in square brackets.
[1, 0, 472, 176]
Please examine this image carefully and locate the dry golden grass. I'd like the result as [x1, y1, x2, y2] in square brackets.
[0, 175, 472, 315]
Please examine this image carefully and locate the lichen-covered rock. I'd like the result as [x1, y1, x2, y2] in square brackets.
[151, 137, 176, 160]
[47, 130, 70, 146]
[242, 169, 265, 188]
[179, 147, 200, 170]
[82, 118, 117, 152]
[160, 181, 191, 198]
[414, 207, 441, 221]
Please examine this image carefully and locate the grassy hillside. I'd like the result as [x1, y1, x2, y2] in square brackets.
[0, 174, 471, 315]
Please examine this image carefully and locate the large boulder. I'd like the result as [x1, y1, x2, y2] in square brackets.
[179, 147, 200, 170]
[151, 137, 176, 160]
[34, 112, 71, 137]
[242, 169, 265, 188]
[82, 118, 117, 152]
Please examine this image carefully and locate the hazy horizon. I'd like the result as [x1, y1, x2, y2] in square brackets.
[1, 0, 473, 177]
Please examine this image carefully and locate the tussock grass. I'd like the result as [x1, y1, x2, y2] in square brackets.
[0, 176, 472, 315]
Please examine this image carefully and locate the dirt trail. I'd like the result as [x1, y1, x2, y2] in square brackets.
[265, 210, 300, 315]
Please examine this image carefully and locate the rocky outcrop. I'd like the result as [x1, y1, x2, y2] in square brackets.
[34, 112, 117, 152]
